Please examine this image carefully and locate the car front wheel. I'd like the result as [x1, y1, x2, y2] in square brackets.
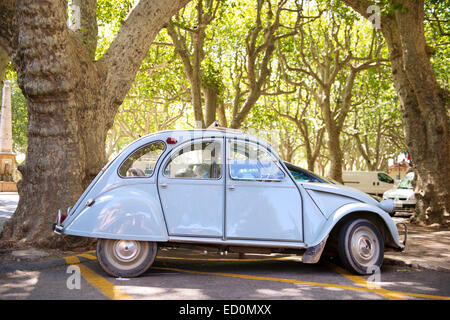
[97, 239, 157, 278]
[338, 218, 384, 275]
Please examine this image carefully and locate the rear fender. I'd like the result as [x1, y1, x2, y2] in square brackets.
[62, 183, 168, 242]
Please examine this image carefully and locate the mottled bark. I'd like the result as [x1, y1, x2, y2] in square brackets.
[70, 0, 98, 59]
[0, 46, 8, 83]
[204, 86, 218, 127]
[0, 0, 190, 248]
[342, 0, 450, 225]
[216, 102, 227, 127]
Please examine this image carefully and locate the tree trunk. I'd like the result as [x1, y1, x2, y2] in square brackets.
[327, 128, 344, 183]
[0, 46, 8, 83]
[0, 0, 190, 248]
[203, 85, 218, 127]
[216, 102, 227, 127]
[392, 1, 450, 225]
[342, 0, 450, 226]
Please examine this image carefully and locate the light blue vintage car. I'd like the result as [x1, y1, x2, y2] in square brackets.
[53, 128, 406, 277]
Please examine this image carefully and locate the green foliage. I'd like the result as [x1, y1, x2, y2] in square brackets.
[2, 73, 28, 154]
[5, 0, 447, 172]
[10, 81, 28, 154]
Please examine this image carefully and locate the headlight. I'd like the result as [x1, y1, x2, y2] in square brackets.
[379, 199, 394, 213]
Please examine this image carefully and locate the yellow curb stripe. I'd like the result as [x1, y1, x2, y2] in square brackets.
[76, 264, 133, 300]
[77, 253, 98, 260]
[325, 263, 407, 300]
[64, 256, 81, 265]
[64, 254, 133, 300]
[152, 266, 450, 300]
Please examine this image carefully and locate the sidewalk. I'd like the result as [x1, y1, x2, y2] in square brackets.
[0, 192, 449, 272]
[0, 192, 19, 233]
[385, 216, 450, 272]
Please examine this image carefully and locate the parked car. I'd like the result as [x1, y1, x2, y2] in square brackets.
[383, 172, 415, 215]
[54, 128, 406, 277]
[342, 171, 395, 197]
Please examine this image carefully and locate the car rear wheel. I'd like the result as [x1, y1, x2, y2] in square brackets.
[338, 218, 384, 275]
[97, 239, 157, 278]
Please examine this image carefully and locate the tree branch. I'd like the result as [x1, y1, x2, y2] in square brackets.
[100, 0, 190, 108]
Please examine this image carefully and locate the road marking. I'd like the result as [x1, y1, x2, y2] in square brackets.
[63, 252, 450, 300]
[152, 266, 450, 300]
[64, 255, 133, 300]
[77, 253, 97, 260]
[64, 256, 81, 264]
[324, 263, 407, 300]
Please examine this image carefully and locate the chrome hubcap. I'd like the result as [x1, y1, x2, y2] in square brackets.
[351, 226, 379, 267]
[113, 240, 140, 262]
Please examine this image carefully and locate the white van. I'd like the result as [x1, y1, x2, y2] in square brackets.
[342, 171, 395, 196]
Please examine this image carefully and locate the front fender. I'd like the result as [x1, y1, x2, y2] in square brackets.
[62, 183, 168, 242]
[309, 202, 403, 249]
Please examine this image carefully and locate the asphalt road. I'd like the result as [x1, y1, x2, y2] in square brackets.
[1, 248, 449, 301]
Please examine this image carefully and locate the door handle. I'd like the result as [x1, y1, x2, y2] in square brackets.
[228, 185, 235, 191]
[160, 183, 168, 189]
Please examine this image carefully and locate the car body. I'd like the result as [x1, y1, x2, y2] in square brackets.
[54, 128, 406, 277]
[342, 171, 395, 196]
[383, 172, 416, 214]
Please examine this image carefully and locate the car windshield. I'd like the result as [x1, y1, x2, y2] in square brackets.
[398, 172, 414, 189]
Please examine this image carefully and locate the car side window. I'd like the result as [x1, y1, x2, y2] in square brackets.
[163, 140, 222, 179]
[118, 141, 166, 178]
[378, 173, 394, 184]
[289, 170, 320, 183]
[228, 141, 284, 181]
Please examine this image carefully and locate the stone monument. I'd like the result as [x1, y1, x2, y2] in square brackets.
[0, 80, 17, 192]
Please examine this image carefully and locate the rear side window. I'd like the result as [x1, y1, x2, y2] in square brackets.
[378, 173, 394, 184]
[119, 141, 166, 178]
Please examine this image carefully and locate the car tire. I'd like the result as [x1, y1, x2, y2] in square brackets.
[338, 218, 384, 275]
[96, 239, 158, 278]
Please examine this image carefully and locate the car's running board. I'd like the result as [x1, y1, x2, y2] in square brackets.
[168, 236, 307, 250]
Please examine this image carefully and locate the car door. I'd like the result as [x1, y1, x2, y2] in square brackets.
[158, 138, 224, 238]
[225, 139, 303, 242]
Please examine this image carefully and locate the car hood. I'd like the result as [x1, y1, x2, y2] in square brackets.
[299, 181, 380, 207]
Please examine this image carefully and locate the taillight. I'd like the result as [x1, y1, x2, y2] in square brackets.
[166, 137, 177, 144]
[60, 212, 68, 223]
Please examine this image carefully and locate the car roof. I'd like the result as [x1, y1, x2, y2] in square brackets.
[136, 128, 273, 149]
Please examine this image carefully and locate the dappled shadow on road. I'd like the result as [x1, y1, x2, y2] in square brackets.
[0, 270, 39, 299]
[96, 255, 383, 300]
